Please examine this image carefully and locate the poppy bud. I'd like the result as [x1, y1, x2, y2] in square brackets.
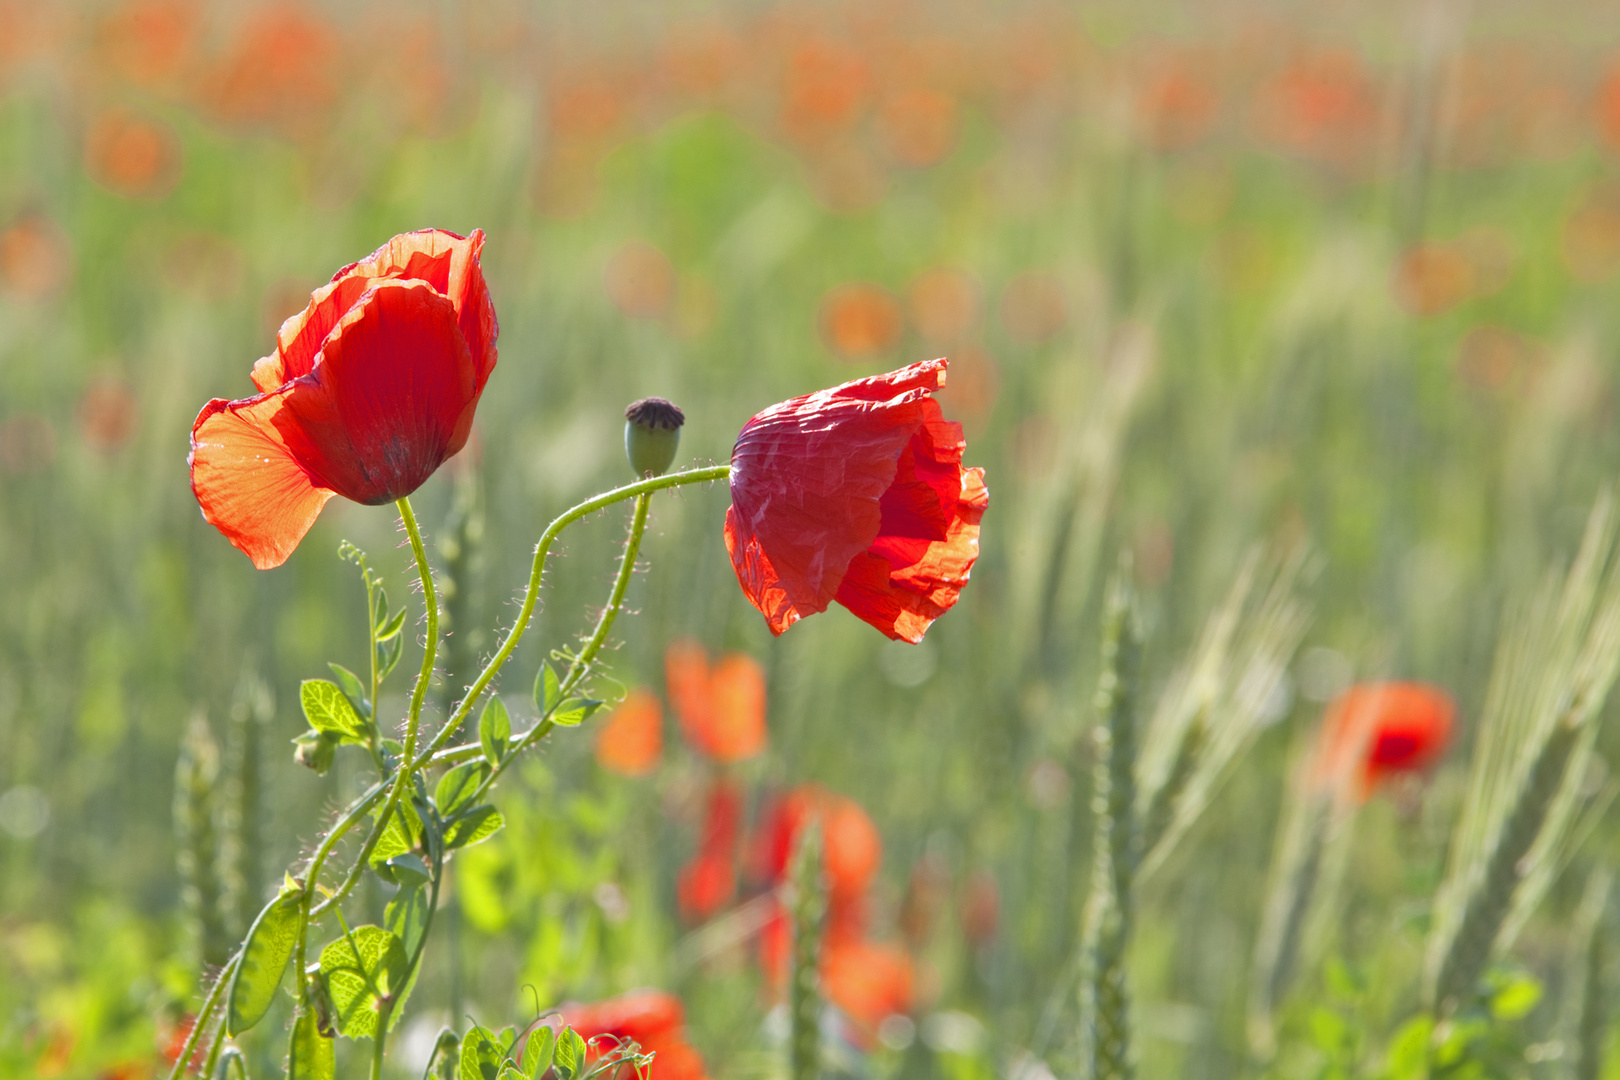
[624, 397, 684, 477]
[292, 729, 338, 774]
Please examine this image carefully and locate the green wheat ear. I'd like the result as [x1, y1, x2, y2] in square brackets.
[790, 820, 825, 1080]
[1079, 570, 1142, 1080]
[175, 712, 230, 970]
[1426, 488, 1620, 1015]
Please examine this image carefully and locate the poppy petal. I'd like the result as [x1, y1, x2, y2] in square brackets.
[277, 278, 476, 504]
[727, 366, 943, 631]
[253, 228, 495, 394]
[189, 391, 336, 569]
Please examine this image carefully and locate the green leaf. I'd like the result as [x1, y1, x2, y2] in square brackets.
[521, 1027, 554, 1079]
[479, 696, 511, 766]
[372, 587, 389, 631]
[1386, 1017, 1434, 1080]
[553, 1027, 587, 1080]
[301, 680, 368, 743]
[378, 608, 408, 642]
[436, 762, 490, 818]
[327, 663, 371, 718]
[385, 853, 431, 888]
[318, 925, 409, 1039]
[549, 699, 604, 728]
[444, 805, 505, 850]
[534, 663, 561, 715]
[378, 633, 405, 680]
[385, 884, 430, 958]
[460, 1026, 503, 1080]
[288, 1007, 336, 1080]
[226, 883, 305, 1035]
[370, 800, 423, 869]
[1490, 974, 1542, 1020]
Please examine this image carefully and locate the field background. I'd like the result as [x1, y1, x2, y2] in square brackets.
[6, 1, 1620, 1077]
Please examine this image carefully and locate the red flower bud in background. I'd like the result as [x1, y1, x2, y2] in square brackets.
[189, 229, 498, 568]
[725, 358, 988, 642]
[1314, 681, 1456, 799]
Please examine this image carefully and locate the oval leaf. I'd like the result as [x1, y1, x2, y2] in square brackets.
[444, 805, 505, 851]
[553, 1028, 587, 1080]
[318, 925, 408, 1040]
[479, 696, 511, 766]
[534, 662, 562, 715]
[436, 762, 490, 818]
[460, 1025, 503, 1080]
[377, 633, 404, 680]
[226, 886, 305, 1036]
[521, 1027, 554, 1079]
[301, 679, 367, 742]
[326, 663, 370, 719]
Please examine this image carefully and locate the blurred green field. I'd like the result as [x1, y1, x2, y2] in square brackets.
[10, 2, 1620, 1078]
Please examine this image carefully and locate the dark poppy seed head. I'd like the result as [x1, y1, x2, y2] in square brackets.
[625, 397, 685, 431]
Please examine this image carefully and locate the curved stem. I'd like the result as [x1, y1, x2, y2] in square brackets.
[470, 491, 653, 802]
[397, 495, 439, 768]
[415, 464, 727, 769]
[163, 952, 240, 1080]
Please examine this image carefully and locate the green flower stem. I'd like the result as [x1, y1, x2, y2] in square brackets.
[163, 952, 240, 1080]
[364, 496, 439, 1075]
[467, 491, 653, 804]
[414, 464, 728, 769]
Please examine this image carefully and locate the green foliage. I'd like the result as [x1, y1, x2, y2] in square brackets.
[479, 695, 511, 766]
[287, 1009, 335, 1080]
[225, 879, 305, 1036]
[299, 679, 369, 745]
[318, 924, 410, 1040]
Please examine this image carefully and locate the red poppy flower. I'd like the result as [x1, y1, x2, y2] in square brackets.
[725, 358, 988, 642]
[595, 688, 663, 777]
[1314, 681, 1456, 798]
[189, 229, 497, 568]
[664, 640, 768, 762]
[556, 990, 711, 1080]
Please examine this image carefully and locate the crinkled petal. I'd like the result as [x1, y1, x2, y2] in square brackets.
[726, 365, 947, 629]
[189, 391, 336, 569]
[275, 278, 476, 504]
[253, 228, 496, 395]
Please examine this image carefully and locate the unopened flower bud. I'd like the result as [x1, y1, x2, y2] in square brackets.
[624, 397, 685, 478]
[293, 729, 338, 774]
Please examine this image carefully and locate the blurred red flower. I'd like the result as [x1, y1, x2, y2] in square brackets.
[594, 688, 663, 777]
[819, 283, 904, 361]
[190, 229, 498, 568]
[556, 990, 710, 1080]
[1314, 682, 1456, 798]
[84, 108, 181, 199]
[725, 359, 988, 642]
[664, 641, 767, 762]
[678, 779, 743, 922]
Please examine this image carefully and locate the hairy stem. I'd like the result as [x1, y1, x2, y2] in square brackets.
[417, 464, 728, 768]
[163, 952, 240, 1080]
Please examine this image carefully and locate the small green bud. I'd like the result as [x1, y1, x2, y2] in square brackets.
[624, 397, 684, 477]
[292, 729, 338, 774]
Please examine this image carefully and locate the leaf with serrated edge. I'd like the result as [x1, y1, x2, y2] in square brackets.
[534, 663, 561, 715]
[460, 1026, 502, 1080]
[288, 1007, 335, 1080]
[521, 1027, 554, 1079]
[226, 886, 304, 1035]
[479, 696, 511, 766]
[301, 680, 367, 742]
[318, 925, 408, 1039]
[327, 664, 370, 718]
[444, 806, 505, 850]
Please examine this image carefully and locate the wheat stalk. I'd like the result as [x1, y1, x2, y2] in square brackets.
[1425, 489, 1620, 1013]
[1079, 575, 1141, 1080]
